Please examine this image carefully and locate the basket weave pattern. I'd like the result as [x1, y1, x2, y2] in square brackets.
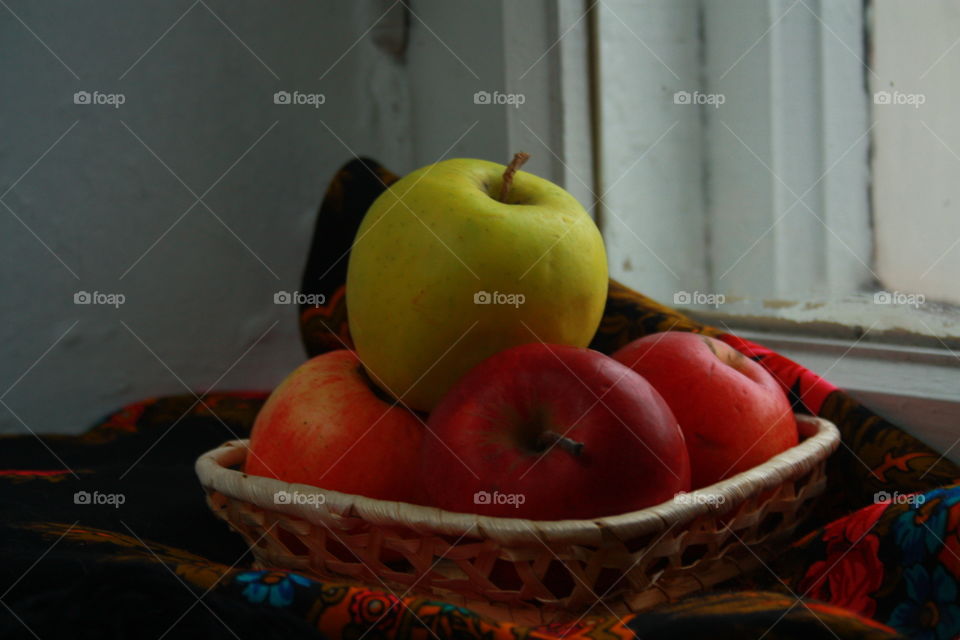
[197, 415, 839, 623]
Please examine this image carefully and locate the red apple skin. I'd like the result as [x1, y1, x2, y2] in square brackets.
[612, 332, 799, 489]
[245, 350, 424, 503]
[421, 343, 690, 520]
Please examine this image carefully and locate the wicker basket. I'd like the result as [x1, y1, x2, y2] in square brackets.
[197, 415, 839, 625]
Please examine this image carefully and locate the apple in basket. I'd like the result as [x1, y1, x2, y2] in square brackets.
[612, 332, 798, 489]
[346, 154, 609, 412]
[420, 343, 691, 519]
[245, 350, 424, 503]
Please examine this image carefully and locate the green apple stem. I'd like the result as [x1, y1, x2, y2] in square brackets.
[538, 430, 584, 457]
[498, 152, 531, 202]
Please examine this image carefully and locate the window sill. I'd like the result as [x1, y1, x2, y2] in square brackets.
[688, 297, 960, 349]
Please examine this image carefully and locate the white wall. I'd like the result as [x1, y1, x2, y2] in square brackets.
[403, 1, 593, 197]
[872, 0, 960, 305]
[1, 0, 587, 436]
[596, 0, 709, 305]
[0, 1, 412, 434]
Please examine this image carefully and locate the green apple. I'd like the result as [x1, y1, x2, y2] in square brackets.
[346, 156, 608, 412]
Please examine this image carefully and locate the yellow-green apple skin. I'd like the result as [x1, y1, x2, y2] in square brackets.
[346, 158, 608, 412]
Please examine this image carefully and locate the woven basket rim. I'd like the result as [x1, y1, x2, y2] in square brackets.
[196, 414, 839, 546]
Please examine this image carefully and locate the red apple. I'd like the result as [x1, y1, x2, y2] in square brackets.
[245, 350, 424, 503]
[612, 332, 798, 488]
[421, 343, 690, 519]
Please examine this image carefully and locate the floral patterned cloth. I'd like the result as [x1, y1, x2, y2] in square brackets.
[783, 486, 960, 639]
[1, 158, 957, 639]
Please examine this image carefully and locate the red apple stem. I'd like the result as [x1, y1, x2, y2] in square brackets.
[538, 431, 584, 457]
[498, 152, 530, 202]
